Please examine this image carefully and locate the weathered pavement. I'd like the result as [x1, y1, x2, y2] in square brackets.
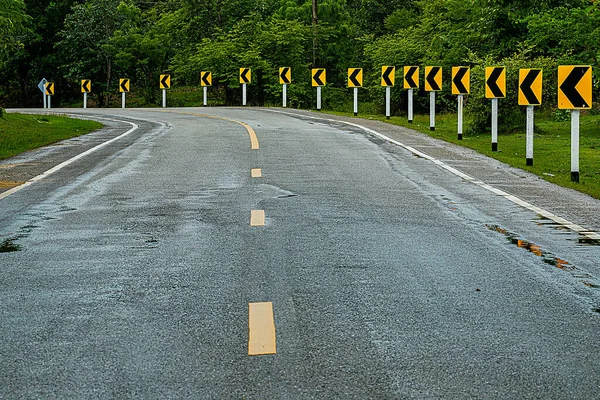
[1, 107, 599, 399]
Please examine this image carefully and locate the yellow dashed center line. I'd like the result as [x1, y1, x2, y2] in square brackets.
[251, 168, 262, 178]
[152, 110, 259, 150]
[250, 210, 265, 226]
[248, 302, 276, 355]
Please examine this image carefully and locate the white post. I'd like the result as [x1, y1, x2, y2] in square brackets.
[162, 89, 166, 108]
[283, 84, 287, 108]
[353, 87, 358, 116]
[122, 92, 126, 109]
[491, 98, 498, 151]
[83, 92, 87, 109]
[242, 84, 247, 106]
[457, 95, 464, 140]
[571, 109, 580, 183]
[526, 106, 534, 166]
[429, 91, 436, 131]
[48, 95, 51, 109]
[385, 86, 391, 119]
[317, 86, 322, 111]
[43, 92, 47, 109]
[203, 87, 207, 107]
[408, 89, 414, 123]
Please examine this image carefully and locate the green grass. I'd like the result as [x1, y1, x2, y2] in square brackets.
[0, 113, 103, 160]
[323, 109, 600, 200]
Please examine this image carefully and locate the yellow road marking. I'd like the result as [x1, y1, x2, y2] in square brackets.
[248, 302, 276, 355]
[152, 110, 259, 150]
[250, 210, 265, 226]
[251, 168, 262, 178]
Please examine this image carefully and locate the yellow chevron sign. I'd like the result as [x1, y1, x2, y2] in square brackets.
[451, 67, 470, 95]
[312, 69, 326, 86]
[381, 66, 395, 87]
[279, 67, 291, 84]
[403, 66, 419, 89]
[485, 67, 506, 98]
[81, 79, 91, 93]
[240, 68, 251, 84]
[558, 66, 592, 109]
[424, 66, 442, 91]
[160, 74, 171, 89]
[348, 68, 363, 88]
[119, 78, 130, 93]
[45, 82, 55, 96]
[200, 71, 212, 87]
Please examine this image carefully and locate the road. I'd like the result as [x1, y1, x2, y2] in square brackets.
[1, 107, 600, 399]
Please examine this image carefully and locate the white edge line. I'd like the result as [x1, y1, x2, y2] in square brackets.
[267, 109, 600, 242]
[0, 116, 139, 201]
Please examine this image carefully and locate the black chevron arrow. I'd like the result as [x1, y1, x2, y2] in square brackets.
[405, 67, 418, 88]
[486, 68, 504, 98]
[82, 80, 90, 92]
[426, 67, 441, 91]
[313, 69, 325, 86]
[46, 82, 54, 95]
[349, 68, 362, 87]
[452, 67, 468, 94]
[382, 66, 394, 86]
[560, 66, 590, 108]
[280, 68, 291, 84]
[201, 72, 211, 86]
[120, 79, 129, 92]
[240, 69, 250, 84]
[520, 70, 541, 105]
[160, 75, 170, 88]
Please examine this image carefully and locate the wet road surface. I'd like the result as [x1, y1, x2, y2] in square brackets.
[1, 107, 600, 399]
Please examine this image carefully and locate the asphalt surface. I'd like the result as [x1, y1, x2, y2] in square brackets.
[1, 107, 600, 399]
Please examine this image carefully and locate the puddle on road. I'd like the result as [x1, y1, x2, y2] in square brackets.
[486, 224, 600, 313]
[0, 239, 21, 252]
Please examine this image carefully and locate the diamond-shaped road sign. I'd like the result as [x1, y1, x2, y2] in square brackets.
[81, 79, 91, 93]
[279, 67, 291, 85]
[518, 69, 542, 106]
[558, 66, 592, 110]
[348, 68, 363, 88]
[452, 67, 470, 95]
[485, 67, 506, 98]
[312, 69, 326, 87]
[119, 78, 130, 93]
[240, 68, 251, 84]
[201, 71, 212, 87]
[160, 74, 171, 89]
[403, 66, 419, 89]
[425, 66, 442, 91]
[381, 66, 395, 87]
[38, 78, 48, 93]
[45, 82, 55, 96]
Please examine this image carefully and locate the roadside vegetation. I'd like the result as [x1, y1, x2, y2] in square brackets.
[0, 112, 102, 160]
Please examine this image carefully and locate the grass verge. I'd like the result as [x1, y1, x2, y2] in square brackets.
[0, 113, 103, 160]
[323, 109, 600, 200]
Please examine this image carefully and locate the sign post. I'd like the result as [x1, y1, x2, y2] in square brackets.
[558, 65, 593, 183]
[240, 68, 251, 106]
[279, 67, 291, 108]
[45, 82, 54, 109]
[160, 74, 170, 108]
[518, 69, 543, 166]
[485, 67, 506, 151]
[312, 69, 326, 111]
[403, 66, 419, 123]
[425, 66, 442, 131]
[119, 78, 130, 109]
[381, 66, 395, 119]
[201, 71, 212, 106]
[81, 79, 91, 108]
[348, 68, 363, 116]
[38, 78, 48, 109]
[452, 67, 470, 140]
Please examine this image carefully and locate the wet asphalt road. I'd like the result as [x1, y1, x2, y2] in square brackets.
[1, 107, 600, 399]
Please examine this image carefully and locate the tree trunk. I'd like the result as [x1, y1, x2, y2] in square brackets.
[312, 0, 318, 67]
